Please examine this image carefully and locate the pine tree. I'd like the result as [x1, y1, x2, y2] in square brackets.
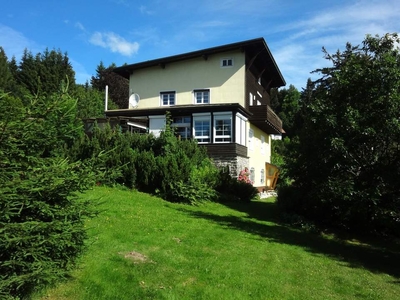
[0, 47, 13, 92]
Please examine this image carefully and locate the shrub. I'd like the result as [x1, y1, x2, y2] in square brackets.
[215, 168, 259, 202]
[69, 124, 138, 188]
[167, 180, 217, 205]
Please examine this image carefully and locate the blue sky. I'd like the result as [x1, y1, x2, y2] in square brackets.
[1, 0, 399, 90]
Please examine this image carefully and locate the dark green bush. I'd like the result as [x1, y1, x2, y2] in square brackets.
[215, 168, 259, 202]
[70, 113, 215, 204]
[167, 180, 217, 205]
[69, 124, 139, 188]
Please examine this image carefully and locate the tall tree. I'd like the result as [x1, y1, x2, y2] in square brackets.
[16, 49, 39, 97]
[278, 33, 400, 236]
[279, 85, 301, 137]
[0, 47, 13, 92]
[0, 87, 95, 298]
[16, 48, 76, 97]
[91, 62, 129, 109]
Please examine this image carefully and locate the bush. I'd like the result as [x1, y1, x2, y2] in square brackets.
[167, 180, 217, 205]
[69, 124, 139, 188]
[70, 112, 215, 205]
[215, 168, 259, 202]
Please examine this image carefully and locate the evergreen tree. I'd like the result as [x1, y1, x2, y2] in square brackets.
[0, 86, 95, 298]
[16, 49, 39, 98]
[16, 48, 76, 98]
[0, 47, 13, 92]
[73, 84, 108, 119]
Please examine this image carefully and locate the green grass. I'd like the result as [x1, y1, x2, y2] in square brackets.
[34, 186, 400, 300]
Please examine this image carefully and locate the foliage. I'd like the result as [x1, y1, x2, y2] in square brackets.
[0, 47, 13, 92]
[91, 62, 129, 109]
[166, 159, 219, 205]
[68, 123, 139, 188]
[271, 84, 301, 137]
[215, 168, 259, 202]
[72, 83, 117, 119]
[0, 89, 95, 299]
[72, 111, 254, 205]
[168, 180, 217, 205]
[278, 33, 400, 236]
[270, 85, 302, 188]
[271, 137, 293, 188]
[69, 112, 215, 204]
[237, 167, 253, 184]
[16, 48, 76, 99]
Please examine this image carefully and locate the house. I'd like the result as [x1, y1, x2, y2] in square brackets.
[105, 37, 285, 191]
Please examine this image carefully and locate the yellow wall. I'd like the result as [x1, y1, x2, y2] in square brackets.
[128, 50, 246, 108]
[248, 123, 271, 188]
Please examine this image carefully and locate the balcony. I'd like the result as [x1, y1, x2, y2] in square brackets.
[248, 104, 283, 135]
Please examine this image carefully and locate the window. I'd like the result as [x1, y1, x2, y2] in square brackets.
[194, 89, 210, 104]
[260, 169, 265, 184]
[261, 135, 265, 154]
[193, 113, 211, 143]
[250, 167, 255, 183]
[235, 113, 247, 146]
[249, 92, 256, 106]
[160, 91, 175, 106]
[248, 128, 254, 151]
[149, 115, 166, 137]
[172, 116, 191, 139]
[221, 58, 233, 67]
[214, 112, 232, 143]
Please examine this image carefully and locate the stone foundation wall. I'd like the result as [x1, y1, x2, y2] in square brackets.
[212, 155, 249, 179]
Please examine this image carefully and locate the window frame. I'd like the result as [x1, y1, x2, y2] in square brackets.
[213, 112, 232, 143]
[250, 167, 255, 183]
[220, 58, 234, 68]
[193, 113, 211, 144]
[248, 128, 254, 151]
[261, 135, 265, 154]
[194, 89, 210, 104]
[260, 168, 265, 184]
[235, 113, 247, 146]
[160, 91, 176, 106]
[172, 116, 191, 139]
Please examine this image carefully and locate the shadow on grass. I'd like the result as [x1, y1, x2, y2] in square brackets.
[177, 199, 400, 280]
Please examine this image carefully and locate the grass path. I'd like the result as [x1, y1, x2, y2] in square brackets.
[35, 187, 400, 299]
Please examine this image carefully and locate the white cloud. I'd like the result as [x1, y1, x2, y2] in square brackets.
[0, 24, 39, 60]
[139, 5, 155, 15]
[89, 31, 139, 56]
[266, 0, 400, 90]
[75, 22, 85, 31]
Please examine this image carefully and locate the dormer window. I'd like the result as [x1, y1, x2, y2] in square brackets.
[221, 58, 233, 67]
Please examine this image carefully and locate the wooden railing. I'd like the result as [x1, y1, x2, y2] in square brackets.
[248, 104, 283, 134]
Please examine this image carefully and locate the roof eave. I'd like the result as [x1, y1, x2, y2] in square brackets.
[113, 37, 285, 86]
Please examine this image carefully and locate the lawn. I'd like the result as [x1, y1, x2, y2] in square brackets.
[35, 186, 400, 300]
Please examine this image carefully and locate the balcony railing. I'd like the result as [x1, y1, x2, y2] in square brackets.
[248, 104, 283, 135]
